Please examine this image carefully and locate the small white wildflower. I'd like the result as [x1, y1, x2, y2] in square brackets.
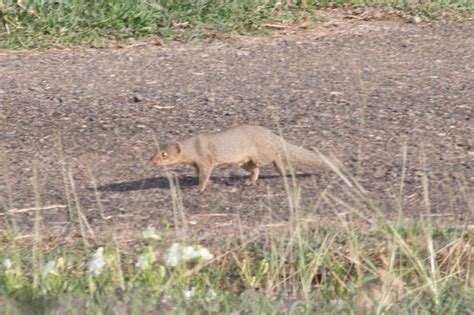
[136, 251, 156, 270]
[142, 226, 161, 240]
[182, 246, 198, 260]
[165, 243, 214, 267]
[43, 260, 57, 278]
[208, 289, 217, 300]
[165, 243, 181, 267]
[169, 243, 180, 251]
[3, 259, 12, 270]
[183, 287, 196, 300]
[88, 247, 106, 276]
[165, 255, 179, 268]
[197, 246, 214, 261]
[136, 255, 149, 270]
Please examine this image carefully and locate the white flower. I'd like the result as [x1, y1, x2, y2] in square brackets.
[184, 287, 196, 300]
[197, 246, 214, 261]
[88, 247, 106, 276]
[165, 243, 214, 267]
[165, 243, 181, 267]
[3, 259, 12, 270]
[208, 289, 217, 300]
[136, 251, 156, 270]
[165, 256, 179, 267]
[142, 226, 161, 240]
[136, 255, 149, 270]
[182, 246, 199, 260]
[43, 260, 57, 277]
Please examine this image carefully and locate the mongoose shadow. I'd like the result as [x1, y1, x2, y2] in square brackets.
[94, 173, 314, 193]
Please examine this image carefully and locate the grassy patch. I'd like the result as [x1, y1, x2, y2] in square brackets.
[1, 0, 473, 49]
[1, 223, 473, 313]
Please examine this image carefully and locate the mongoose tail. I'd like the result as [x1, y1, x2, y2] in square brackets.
[282, 141, 329, 168]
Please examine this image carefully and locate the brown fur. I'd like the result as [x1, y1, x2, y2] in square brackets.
[151, 125, 328, 192]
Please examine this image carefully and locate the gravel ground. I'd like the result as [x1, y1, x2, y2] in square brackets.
[0, 18, 473, 242]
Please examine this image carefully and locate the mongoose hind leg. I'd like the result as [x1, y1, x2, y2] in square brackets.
[241, 161, 259, 185]
[273, 160, 286, 177]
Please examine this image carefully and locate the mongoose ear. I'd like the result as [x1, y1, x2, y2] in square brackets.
[172, 143, 182, 154]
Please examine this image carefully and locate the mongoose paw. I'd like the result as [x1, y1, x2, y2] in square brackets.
[196, 184, 206, 193]
[244, 180, 257, 186]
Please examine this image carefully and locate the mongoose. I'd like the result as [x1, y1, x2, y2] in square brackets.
[151, 124, 328, 192]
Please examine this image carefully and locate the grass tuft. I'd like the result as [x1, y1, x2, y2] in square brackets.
[1, 218, 473, 313]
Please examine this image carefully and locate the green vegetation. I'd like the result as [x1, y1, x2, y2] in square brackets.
[1, 221, 472, 313]
[1, 0, 473, 49]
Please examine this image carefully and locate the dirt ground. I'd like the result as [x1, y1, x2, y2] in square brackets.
[0, 17, 473, 242]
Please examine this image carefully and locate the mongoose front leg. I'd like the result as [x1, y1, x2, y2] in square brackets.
[241, 161, 259, 185]
[196, 164, 213, 192]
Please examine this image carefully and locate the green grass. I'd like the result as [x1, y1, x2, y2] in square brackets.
[1, 0, 473, 49]
[0, 223, 472, 314]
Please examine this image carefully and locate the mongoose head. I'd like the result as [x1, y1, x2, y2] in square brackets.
[151, 143, 182, 165]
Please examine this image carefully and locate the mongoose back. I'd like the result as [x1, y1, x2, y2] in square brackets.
[151, 124, 328, 192]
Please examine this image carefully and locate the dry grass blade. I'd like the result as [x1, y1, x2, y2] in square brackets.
[85, 158, 110, 220]
[68, 169, 94, 243]
[6, 205, 66, 214]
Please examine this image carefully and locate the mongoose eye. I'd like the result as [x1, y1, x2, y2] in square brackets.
[162, 152, 168, 158]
